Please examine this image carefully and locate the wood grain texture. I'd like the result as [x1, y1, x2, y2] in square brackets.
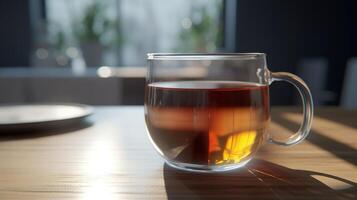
[0, 106, 356, 199]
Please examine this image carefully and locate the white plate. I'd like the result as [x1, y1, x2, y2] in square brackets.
[0, 104, 93, 132]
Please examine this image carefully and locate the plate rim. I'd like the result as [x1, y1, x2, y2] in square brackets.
[0, 103, 94, 126]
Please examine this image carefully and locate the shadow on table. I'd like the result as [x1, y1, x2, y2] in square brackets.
[163, 159, 356, 200]
[274, 108, 357, 130]
[314, 109, 357, 130]
[0, 119, 93, 141]
[272, 114, 357, 166]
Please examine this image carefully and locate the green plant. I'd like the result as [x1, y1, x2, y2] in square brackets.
[54, 31, 66, 51]
[175, 4, 223, 52]
[73, 2, 121, 47]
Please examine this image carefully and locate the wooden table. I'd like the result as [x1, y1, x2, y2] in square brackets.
[0, 107, 356, 199]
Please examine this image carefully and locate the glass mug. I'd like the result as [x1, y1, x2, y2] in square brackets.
[144, 53, 313, 172]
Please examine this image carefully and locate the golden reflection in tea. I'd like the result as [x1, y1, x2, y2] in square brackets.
[145, 81, 270, 165]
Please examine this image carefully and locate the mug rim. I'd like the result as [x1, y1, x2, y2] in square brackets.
[147, 53, 266, 60]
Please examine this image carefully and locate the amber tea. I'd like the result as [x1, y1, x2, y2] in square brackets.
[145, 81, 270, 166]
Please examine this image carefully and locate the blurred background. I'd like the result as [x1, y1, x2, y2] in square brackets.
[0, 0, 356, 107]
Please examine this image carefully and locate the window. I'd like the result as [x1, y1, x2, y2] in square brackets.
[32, 0, 224, 67]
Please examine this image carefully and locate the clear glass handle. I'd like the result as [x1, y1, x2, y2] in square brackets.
[268, 72, 314, 146]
